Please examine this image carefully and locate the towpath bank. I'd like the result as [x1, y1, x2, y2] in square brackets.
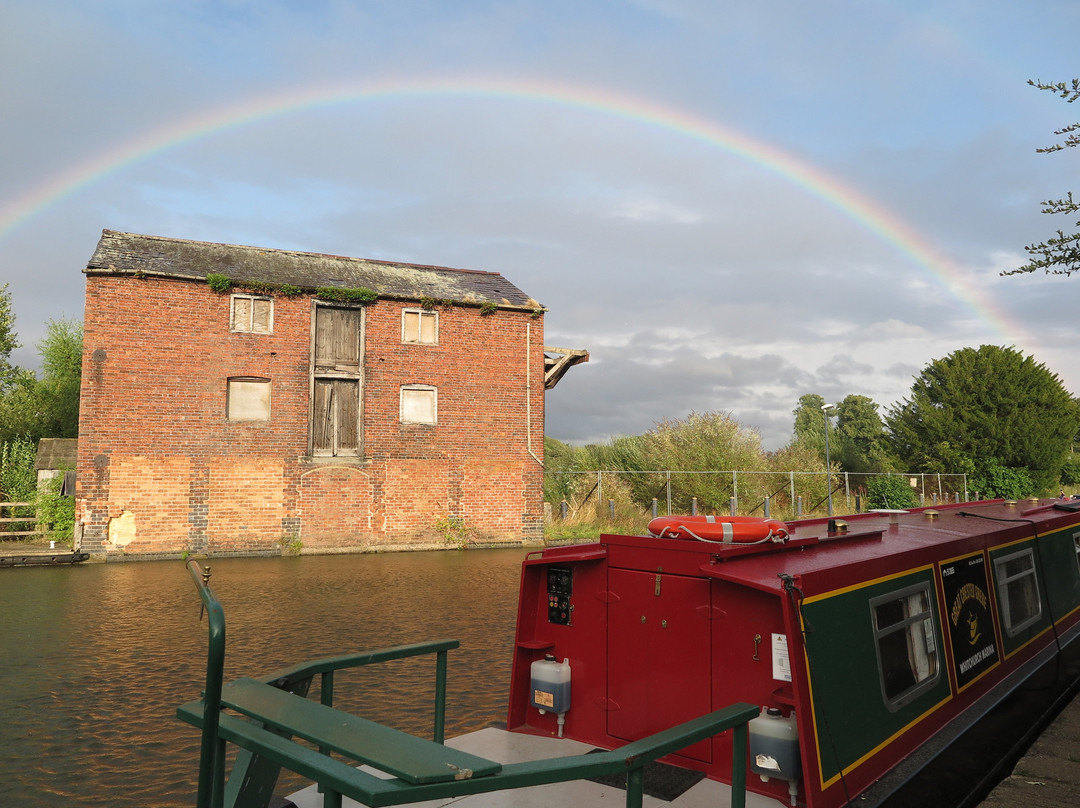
[75, 231, 585, 559]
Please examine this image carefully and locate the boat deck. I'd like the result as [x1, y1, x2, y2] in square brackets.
[978, 687, 1080, 807]
[284, 727, 786, 808]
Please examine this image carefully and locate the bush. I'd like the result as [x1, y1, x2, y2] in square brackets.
[0, 439, 37, 535]
[0, 438, 36, 501]
[36, 472, 74, 544]
[1060, 456, 1080, 487]
[866, 475, 918, 510]
[969, 461, 1034, 500]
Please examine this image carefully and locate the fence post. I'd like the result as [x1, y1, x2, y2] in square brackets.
[797, 495, 803, 518]
[691, 497, 698, 516]
[764, 496, 770, 518]
[732, 471, 738, 513]
[560, 500, 568, 520]
[651, 498, 658, 518]
[789, 472, 795, 515]
[729, 497, 736, 517]
[844, 472, 851, 513]
[666, 471, 672, 516]
[609, 499, 615, 519]
[855, 494, 861, 513]
[597, 471, 603, 518]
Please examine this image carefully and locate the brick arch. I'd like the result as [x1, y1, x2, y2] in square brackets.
[297, 465, 375, 547]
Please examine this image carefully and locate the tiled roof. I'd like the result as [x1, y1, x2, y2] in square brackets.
[85, 230, 542, 309]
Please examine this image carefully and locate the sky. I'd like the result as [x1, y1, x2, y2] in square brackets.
[2, 0, 1078, 450]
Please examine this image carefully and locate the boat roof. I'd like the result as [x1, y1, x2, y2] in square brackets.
[599, 499, 1080, 598]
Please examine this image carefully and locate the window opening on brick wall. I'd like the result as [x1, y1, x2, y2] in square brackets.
[400, 384, 437, 424]
[227, 377, 271, 421]
[311, 305, 363, 456]
[231, 294, 273, 333]
[402, 308, 437, 344]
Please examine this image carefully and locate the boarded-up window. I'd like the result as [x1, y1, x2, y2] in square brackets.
[228, 378, 271, 421]
[231, 295, 273, 333]
[400, 385, 437, 424]
[311, 306, 363, 456]
[402, 309, 437, 344]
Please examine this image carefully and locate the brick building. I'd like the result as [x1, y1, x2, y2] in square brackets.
[75, 230, 550, 557]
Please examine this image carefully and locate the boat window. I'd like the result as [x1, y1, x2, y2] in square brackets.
[1074, 531, 1080, 576]
[871, 583, 939, 710]
[994, 548, 1042, 637]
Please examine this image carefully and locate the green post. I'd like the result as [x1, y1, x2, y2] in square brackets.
[188, 560, 227, 808]
[625, 765, 644, 808]
[434, 648, 448, 743]
[730, 721, 748, 808]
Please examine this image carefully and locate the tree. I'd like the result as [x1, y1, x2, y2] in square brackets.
[834, 394, 895, 473]
[1004, 79, 1080, 276]
[791, 393, 828, 457]
[791, 393, 894, 473]
[34, 318, 83, 438]
[885, 346, 1080, 494]
[0, 283, 19, 391]
[0, 316, 83, 443]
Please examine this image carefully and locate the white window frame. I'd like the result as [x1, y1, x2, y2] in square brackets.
[231, 294, 274, 334]
[227, 377, 271, 422]
[994, 548, 1042, 637]
[870, 582, 940, 711]
[400, 384, 437, 424]
[402, 308, 438, 345]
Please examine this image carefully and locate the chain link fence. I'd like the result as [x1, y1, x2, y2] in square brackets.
[544, 469, 970, 522]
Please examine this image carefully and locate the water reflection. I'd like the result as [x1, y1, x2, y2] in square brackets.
[0, 549, 528, 807]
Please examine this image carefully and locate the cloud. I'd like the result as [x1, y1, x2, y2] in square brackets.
[3, 0, 1080, 456]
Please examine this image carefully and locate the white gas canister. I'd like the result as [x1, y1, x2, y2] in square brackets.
[530, 654, 571, 714]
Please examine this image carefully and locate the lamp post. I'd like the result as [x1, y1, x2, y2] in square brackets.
[822, 403, 835, 517]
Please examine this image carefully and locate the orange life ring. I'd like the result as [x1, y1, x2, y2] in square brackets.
[647, 515, 789, 543]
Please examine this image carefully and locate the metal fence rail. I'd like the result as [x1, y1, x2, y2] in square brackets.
[545, 469, 970, 519]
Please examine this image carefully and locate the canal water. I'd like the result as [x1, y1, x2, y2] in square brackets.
[0, 549, 529, 807]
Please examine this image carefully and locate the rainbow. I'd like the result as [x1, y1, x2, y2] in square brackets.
[0, 74, 1022, 342]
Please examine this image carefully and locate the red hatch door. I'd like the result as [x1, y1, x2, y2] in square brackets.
[606, 568, 712, 762]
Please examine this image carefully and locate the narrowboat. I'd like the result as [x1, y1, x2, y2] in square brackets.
[504, 498, 1080, 807]
[185, 497, 1080, 808]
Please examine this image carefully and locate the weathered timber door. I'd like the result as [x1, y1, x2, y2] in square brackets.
[311, 306, 363, 456]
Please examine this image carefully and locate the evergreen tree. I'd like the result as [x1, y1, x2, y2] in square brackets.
[885, 346, 1080, 493]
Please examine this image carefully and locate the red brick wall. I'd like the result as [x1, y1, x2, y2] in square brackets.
[76, 274, 545, 556]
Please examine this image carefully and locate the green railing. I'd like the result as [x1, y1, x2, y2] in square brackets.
[180, 559, 757, 808]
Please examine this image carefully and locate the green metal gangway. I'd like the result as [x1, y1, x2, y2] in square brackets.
[177, 559, 757, 808]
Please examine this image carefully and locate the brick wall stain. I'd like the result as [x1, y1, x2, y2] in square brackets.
[76, 275, 546, 556]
